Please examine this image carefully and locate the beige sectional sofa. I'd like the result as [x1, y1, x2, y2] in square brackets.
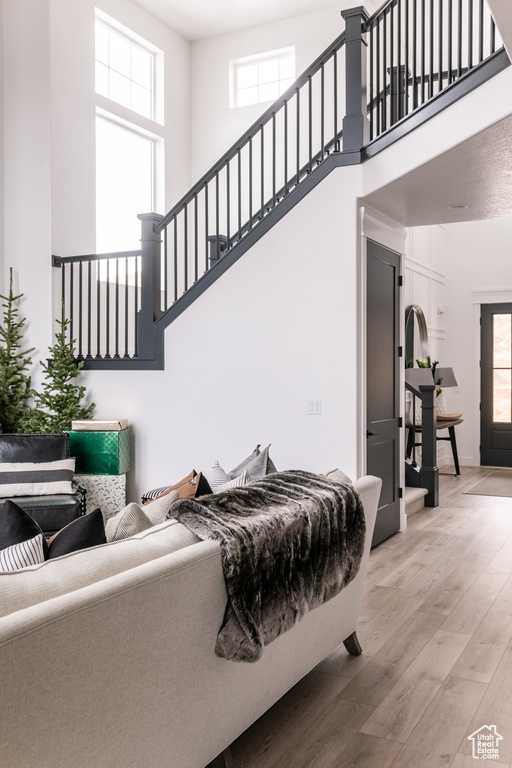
[0, 474, 381, 768]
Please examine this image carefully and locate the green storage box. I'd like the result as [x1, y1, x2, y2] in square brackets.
[66, 429, 131, 475]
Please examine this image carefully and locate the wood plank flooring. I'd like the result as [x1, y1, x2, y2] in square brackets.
[231, 467, 512, 768]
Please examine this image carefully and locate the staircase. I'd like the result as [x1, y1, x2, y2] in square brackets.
[53, 0, 509, 370]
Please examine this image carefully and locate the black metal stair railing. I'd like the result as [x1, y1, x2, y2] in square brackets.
[52, 1, 507, 367]
[154, 30, 348, 313]
[365, 0, 501, 140]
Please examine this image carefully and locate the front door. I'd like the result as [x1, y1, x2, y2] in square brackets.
[366, 240, 401, 547]
[481, 303, 512, 466]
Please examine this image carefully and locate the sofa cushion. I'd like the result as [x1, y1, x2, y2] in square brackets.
[0, 458, 75, 497]
[105, 503, 153, 542]
[0, 518, 201, 619]
[47, 508, 106, 559]
[0, 533, 46, 571]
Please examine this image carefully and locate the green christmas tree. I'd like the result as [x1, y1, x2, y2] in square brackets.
[0, 268, 35, 433]
[21, 306, 95, 433]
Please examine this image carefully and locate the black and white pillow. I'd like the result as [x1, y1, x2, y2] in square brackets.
[0, 459, 76, 498]
[0, 534, 46, 571]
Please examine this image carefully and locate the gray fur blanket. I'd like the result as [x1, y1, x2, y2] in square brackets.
[168, 470, 365, 662]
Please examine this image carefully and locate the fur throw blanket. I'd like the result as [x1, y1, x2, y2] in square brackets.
[168, 470, 365, 662]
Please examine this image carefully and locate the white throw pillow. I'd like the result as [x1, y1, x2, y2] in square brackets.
[204, 460, 231, 490]
[0, 534, 46, 571]
[144, 489, 180, 525]
[213, 470, 250, 493]
[105, 503, 152, 542]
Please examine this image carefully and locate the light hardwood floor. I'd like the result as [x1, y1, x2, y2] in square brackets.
[231, 467, 512, 768]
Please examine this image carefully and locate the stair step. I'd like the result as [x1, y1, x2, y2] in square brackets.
[405, 487, 428, 516]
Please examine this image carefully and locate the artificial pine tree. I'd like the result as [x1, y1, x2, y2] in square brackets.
[21, 306, 95, 433]
[0, 268, 35, 433]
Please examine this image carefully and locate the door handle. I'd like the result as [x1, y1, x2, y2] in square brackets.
[366, 430, 380, 437]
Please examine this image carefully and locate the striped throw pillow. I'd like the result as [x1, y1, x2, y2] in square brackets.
[0, 459, 75, 498]
[205, 461, 232, 491]
[213, 470, 250, 494]
[0, 533, 46, 571]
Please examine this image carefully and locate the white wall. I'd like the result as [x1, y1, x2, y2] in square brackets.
[443, 218, 512, 467]
[83, 166, 365, 501]
[3, 0, 53, 367]
[404, 225, 447, 365]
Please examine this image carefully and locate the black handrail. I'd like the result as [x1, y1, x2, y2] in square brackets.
[155, 31, 346, 233]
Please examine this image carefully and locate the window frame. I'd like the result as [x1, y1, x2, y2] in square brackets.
[230, 47, 296, 109]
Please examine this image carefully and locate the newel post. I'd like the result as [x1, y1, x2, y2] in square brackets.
[137, 212, 163, 359]
[341, 6, 370, 151]
[419, 382, 439, 507]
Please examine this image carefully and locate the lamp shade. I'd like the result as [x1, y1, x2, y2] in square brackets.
[404, 368, 435, 388]
[436, 367, 458, 387]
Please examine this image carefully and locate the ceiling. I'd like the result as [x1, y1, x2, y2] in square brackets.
[132, 0, 365, 41]
[363, 114, 512, 226]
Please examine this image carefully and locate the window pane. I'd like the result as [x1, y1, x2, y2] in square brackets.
[131, 83, 151, 119]
[109, 70, 131, 109]
[493, 369, 512, 423]
[109, 31, 131, 76]
[96, 118, 153, 253]
[131, 46, 152, 88]
[259, 81, 279, 102]
[237, 86, 259, 107]
[279, 56, 295, 80]
[237, 64, 258, 90]
[259, 59, 279, 85]
[494, 314, 511, 368]
[95, 22, 109, 65]
[95, 61, 109, 97]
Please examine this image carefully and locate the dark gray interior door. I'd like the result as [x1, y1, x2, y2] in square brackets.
[366, 239, 401, 547]
[481, 303, 512, 467]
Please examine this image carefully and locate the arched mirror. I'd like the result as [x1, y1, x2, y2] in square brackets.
[405, 304, 428, 366]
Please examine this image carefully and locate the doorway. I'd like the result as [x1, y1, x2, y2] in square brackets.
[366, 239, 401, 546]
[481, 303, 512, 467]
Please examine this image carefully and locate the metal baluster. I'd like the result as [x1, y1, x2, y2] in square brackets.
[413, 0, 418, 108]
[194, 193, 199, 281]
[114, 258, 119, 358]
[296, 89, 300, 185]
[377, 16, 381, 133]
[448, 0, 453, 84]
[163, 226, 168, 310]
[284, 100, 288, 194]
[184, 205, 188, 292]
[105, 259, 110, 357]
[249, 138, 253, 230]
[429, 0, 434, 99]
[173, 216, 178, 300]
[237, 150, 242, 243]
[490, 16, 496, 55]
[457, 0, 463, 78]
[87, 259, 92, 358]
[124, 256, 129, 358]
[397, 0, 402, 120]
[226, 161, 231, 246]
[308, 75, 312, 173]
[468, 0, 473, 70]
[78, 261, 83, 358]
[334, 49, 339, 147]
[438, 0, 443, 93]
[478, 0, 484, 63]
[421, 0, 426, 103]
[390, 2, 394, 122]
[272, 113, 276, 206]
[134, 255, 139, 359]
[96, 260, 101, 357]
[204, 183, 209, 269]
[260, 126, 264, 217]
[69, 261, 74, 345]
[405, 0, 410, 116]
[320, 63, 325, 160]
[383, 10, 387, 130]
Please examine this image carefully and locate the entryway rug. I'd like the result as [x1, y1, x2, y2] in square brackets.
[464, 470, 512, 497]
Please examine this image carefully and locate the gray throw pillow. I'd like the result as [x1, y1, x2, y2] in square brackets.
[143, 489, 180, 525]
[228, 445, 261, 478]
[323, 468, 353, 485]
[105, 503, 152, 542]
[230, 444, 276, 481]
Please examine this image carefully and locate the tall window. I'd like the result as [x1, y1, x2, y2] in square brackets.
[231, 48, 295, 108]
[96, 118, 154, 253]
[94, 9, 163, 255]
[95, 19, 153, 120]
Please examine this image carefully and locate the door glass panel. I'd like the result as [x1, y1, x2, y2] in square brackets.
[493, 369, 511, 423]
[493, 314, 511, 368]
[493, 314, 511, 423]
